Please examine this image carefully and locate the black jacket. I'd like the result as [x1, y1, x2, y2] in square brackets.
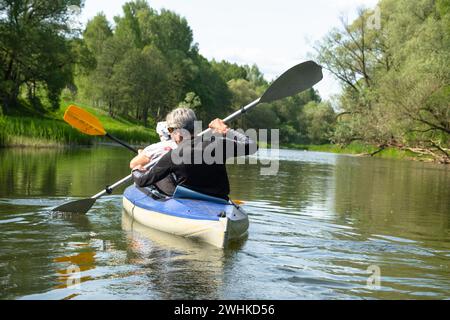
[132, 130, 258, 199]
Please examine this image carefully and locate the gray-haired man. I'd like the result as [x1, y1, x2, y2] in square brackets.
[132, 107, 258, 199]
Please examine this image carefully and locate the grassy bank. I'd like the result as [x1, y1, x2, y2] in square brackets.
[0, 101, 158, 148]
[283, 142, 429, 161]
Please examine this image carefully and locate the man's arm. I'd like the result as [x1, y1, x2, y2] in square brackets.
[132, 151, 173, 187]
[223, 129, 259, 157]
[129, 150, 151, 169]
[208, 119, 259, 159]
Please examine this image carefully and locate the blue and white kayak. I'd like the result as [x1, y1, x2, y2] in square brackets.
[122, 185, 249, 248]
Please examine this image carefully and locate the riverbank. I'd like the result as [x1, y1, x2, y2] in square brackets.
[0, 103, 437, 163]
[0, 102, 158, 148]
[283, 142, 434, 162]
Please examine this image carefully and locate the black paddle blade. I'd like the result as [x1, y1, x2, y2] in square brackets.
[260, 61, 323, 104]
[52, 198, 97, 214]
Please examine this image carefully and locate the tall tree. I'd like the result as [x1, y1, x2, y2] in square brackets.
[114, 45, 171, 125]
[315, 0, 449, 161]
[187, 53, 232, 122]
[211, 60, 248, 82]
[0, 0, 84, 112]
[90, 36, 132, 116]
[83, 13, 112, 57]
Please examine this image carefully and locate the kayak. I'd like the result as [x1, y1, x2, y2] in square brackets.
[122, 185, 249, 248]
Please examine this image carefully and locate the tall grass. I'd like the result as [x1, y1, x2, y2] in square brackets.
[1, 100, 158, 147]
[0, 116, 6, 146]
[0, 114, 158, 147]
[57, 102, 159, 145]
[0, 116, 92, 146]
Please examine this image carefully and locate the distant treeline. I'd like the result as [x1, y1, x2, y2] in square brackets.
[314, 0, 450, 163]
[0, 0, 333, 146]
[1, 0, 448, 161]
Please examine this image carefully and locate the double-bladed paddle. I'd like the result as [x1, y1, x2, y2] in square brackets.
[52, 60, 323, 214]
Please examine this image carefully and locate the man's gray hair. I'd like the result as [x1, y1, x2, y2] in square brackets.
[166, 108, 197, 133]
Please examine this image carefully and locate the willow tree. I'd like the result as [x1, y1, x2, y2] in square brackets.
[315, 0, 450, 162]
[377, 0, 450, 161]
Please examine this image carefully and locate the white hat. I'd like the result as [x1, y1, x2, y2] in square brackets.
[156, 122, 171, 142]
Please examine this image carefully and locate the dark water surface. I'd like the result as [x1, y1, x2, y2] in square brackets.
[0, 146, 449, 300]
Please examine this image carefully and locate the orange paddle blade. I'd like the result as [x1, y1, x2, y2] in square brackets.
[64, 105, 106, 136]
[232, 200, 245, 205]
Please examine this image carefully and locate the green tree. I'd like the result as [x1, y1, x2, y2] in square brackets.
[303, 101, 336, 144]
[179, 92, 202, 111]
[0, 0, 84, 112]
[186, 53, 231, 122]
[227, 78, 280, 130]
[315, 0, 449, 162]
[114, 45, 170, 126]
[377, 0, 450, 160]
[211, 60, 248, 82]
[83, 13, 112, 57]
[245, 64, 268, 87]
[227, 78, 259, 129]
[90, 36, 132, 116]
[114, 1, 147, 49]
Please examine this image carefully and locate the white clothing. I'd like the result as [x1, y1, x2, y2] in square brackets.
[142, 140, 177, 166]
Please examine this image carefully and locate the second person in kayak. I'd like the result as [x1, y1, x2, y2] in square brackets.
[131, 108, 258, 200]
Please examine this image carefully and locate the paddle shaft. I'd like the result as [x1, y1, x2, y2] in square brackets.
[105, 133, 138, 154]
[198, 98, 261, 136]
[92, 174, 133, 199]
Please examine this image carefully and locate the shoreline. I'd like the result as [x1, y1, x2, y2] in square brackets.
[0, 102, 442, 164]
[0, 101, 158, 149]
[281, 143, 437, 163]
[1, 136, 439, 164]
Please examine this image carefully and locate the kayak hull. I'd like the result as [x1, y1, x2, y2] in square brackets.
[122, 185, 249, 248]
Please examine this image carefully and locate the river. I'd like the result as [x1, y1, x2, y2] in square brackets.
[0, 146, 449, 299]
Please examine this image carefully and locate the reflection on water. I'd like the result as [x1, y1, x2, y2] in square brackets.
[122, 212, 246, 300]
[0, 146, 449, 299]
[54, 251, 96, 289]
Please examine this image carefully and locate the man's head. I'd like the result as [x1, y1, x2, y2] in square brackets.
[166, 108, 197, 143]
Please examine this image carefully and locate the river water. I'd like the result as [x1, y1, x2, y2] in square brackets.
[0, 146, 449, 300]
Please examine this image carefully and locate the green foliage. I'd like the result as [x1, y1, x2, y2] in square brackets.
[0, 0, 84, 112]
[147, 9, 194, 55]
[0, 116, 91, 146]
[1, 0, 327, 147]
[245, 64, 268, 87]
[302, 101, 336, 144]
[315, 0, 450, 162]
[227, 79, 261, 129]
[83, 13, 113, 56]
[114, 45, 171, 125]
[211, 60, 248, 82]
[179, 92, 202, 111]
[78, 2, 233, 126]
[0, 115, 5, 145]
[184, 53, 232, 121]
[0, 98, 158, 147]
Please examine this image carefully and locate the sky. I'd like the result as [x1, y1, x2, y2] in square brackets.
[79, 0, 379, 100]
